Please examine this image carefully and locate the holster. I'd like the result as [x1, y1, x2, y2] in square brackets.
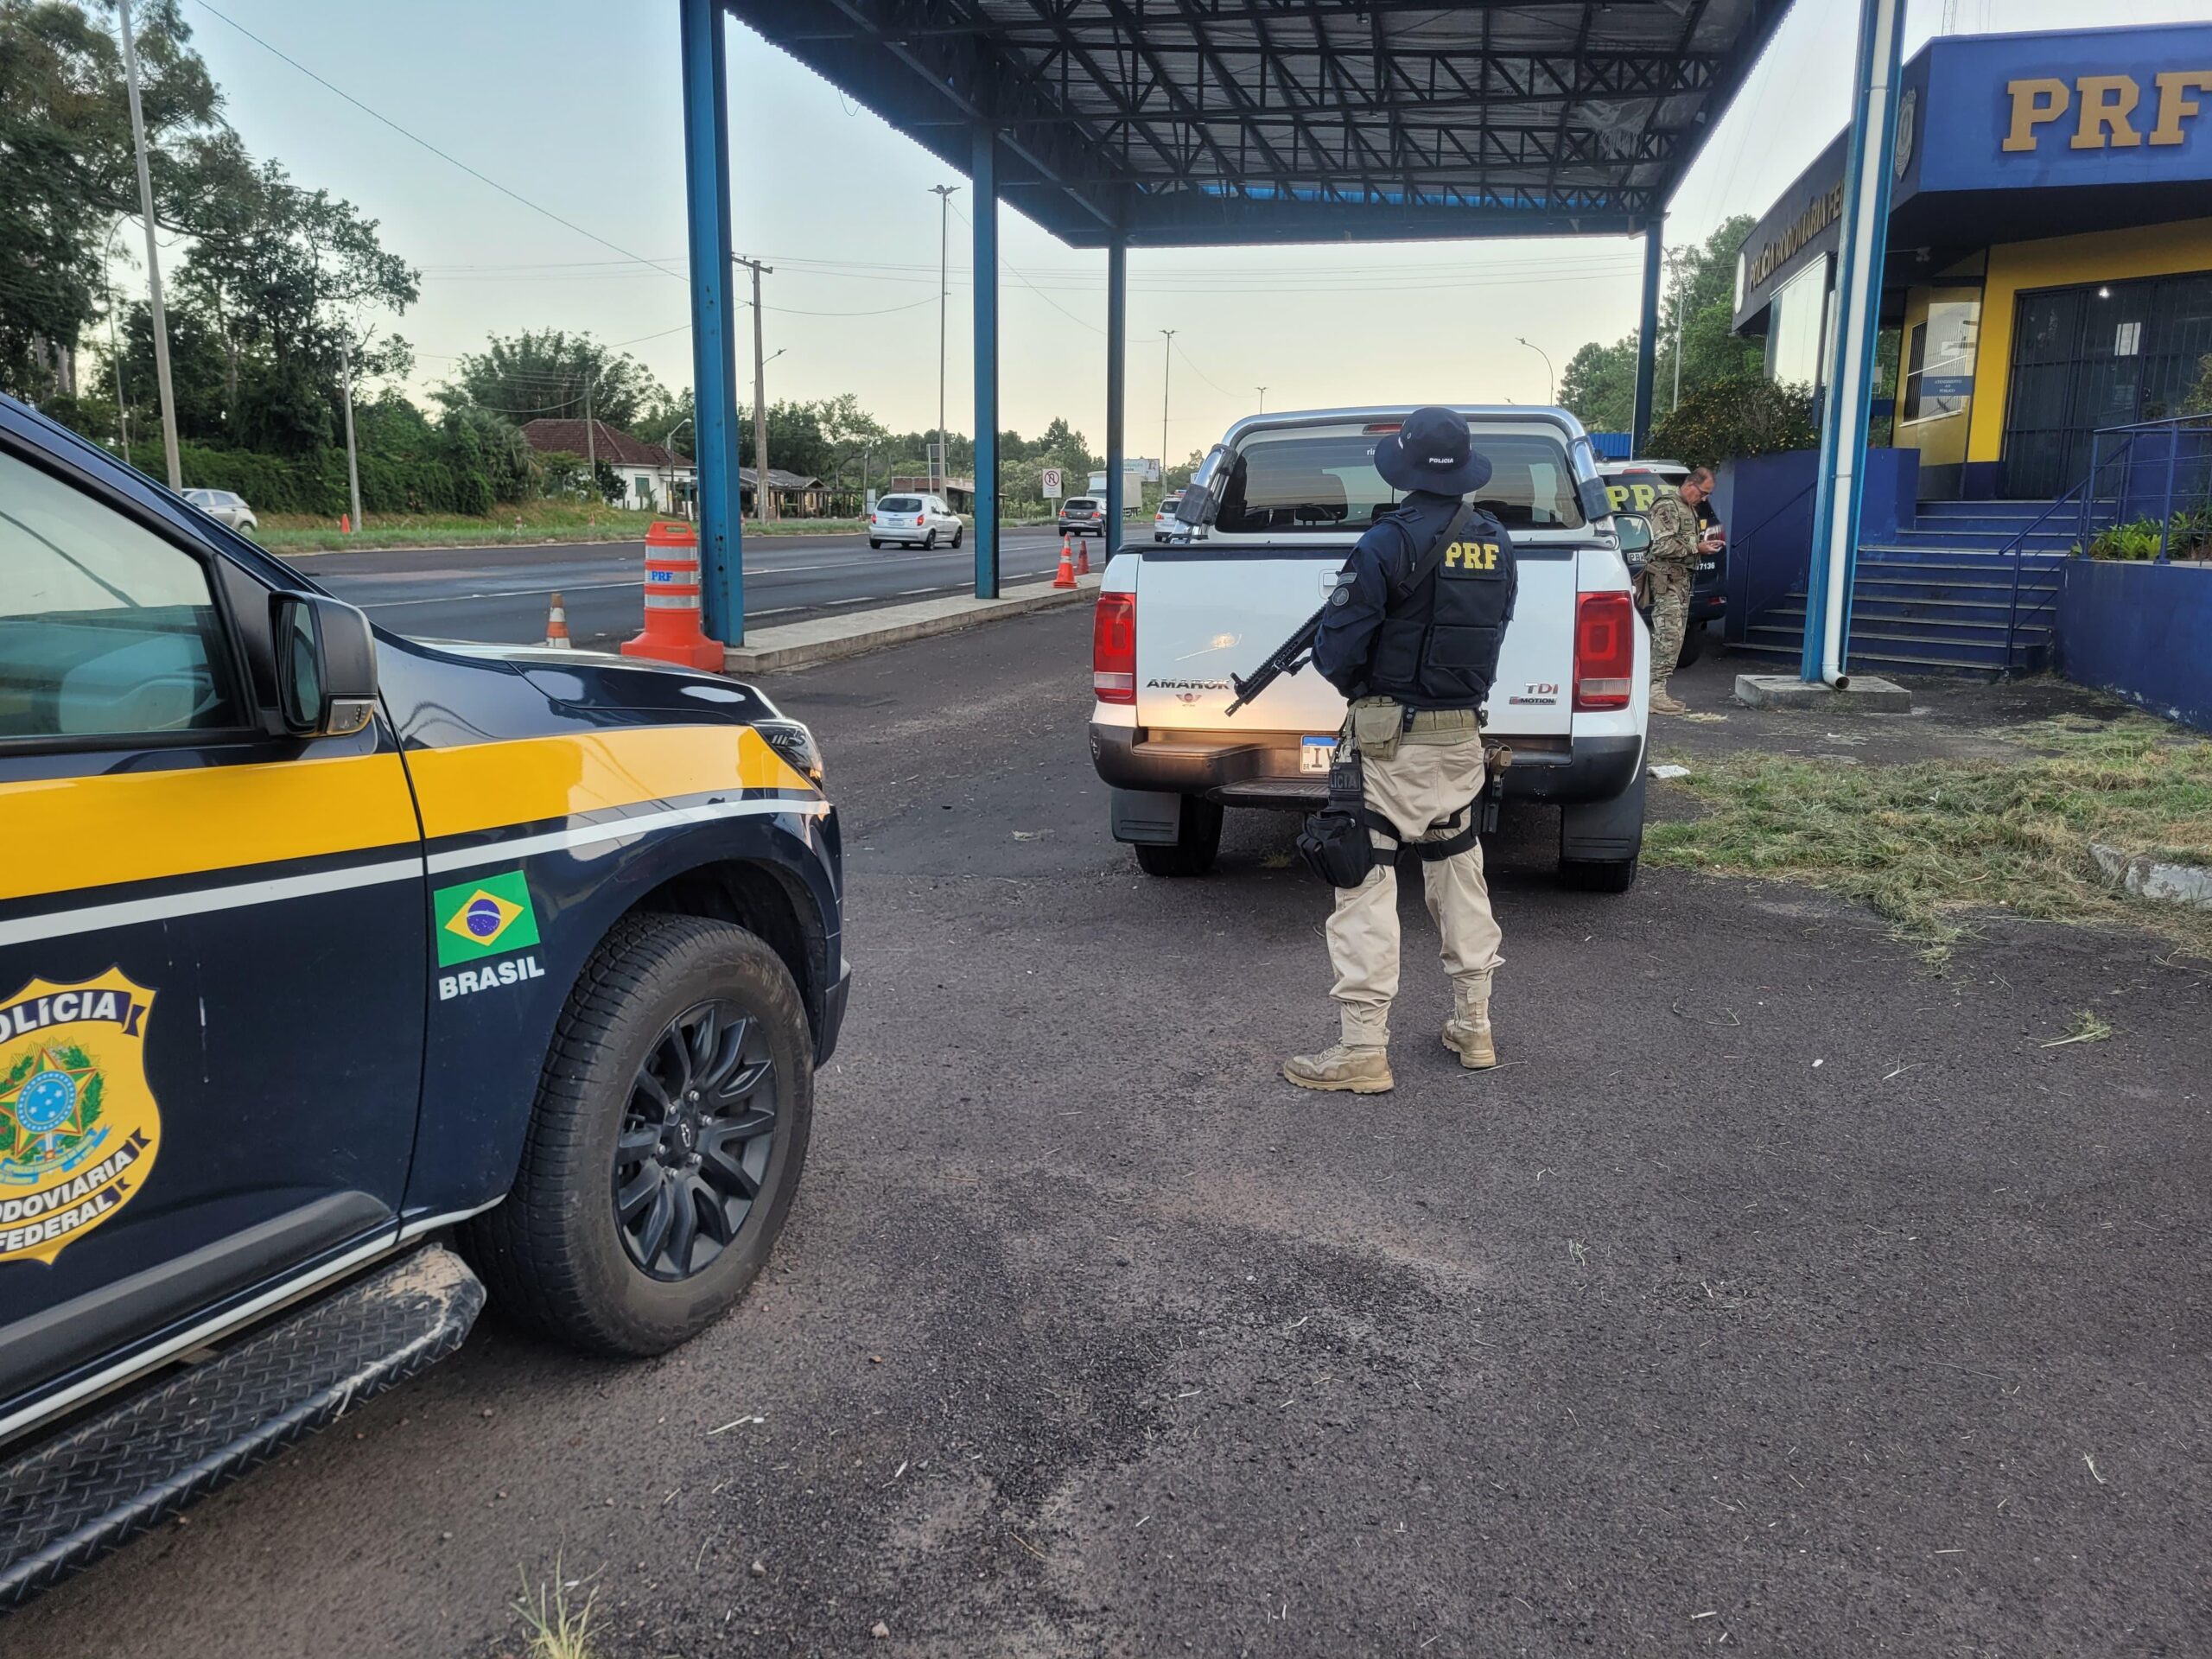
[1296, 739, 1381, 888]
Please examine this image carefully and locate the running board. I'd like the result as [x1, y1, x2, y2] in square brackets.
[0, 1246, 484, 1609]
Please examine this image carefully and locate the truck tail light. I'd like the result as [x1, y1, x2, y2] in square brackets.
[1573, 591, 1635, 710]
[1092, 591, 1136, 703]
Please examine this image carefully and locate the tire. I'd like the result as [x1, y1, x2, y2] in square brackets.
[1133, 796, 1224, 877]
[924, 529, 938, 550]
[868, 538, 881, 549]
[951, 526, 963, 547]
[465, 914, 813, 1357]
[1560, 856, 1639, 893]
[1676, 620, 1706, 668]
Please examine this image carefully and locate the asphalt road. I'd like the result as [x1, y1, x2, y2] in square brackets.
[11, 635, 2208, 1657]
[302, 525, 1079, 649]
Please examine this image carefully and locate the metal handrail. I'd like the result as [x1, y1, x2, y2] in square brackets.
[2001, 476, 2090, 671]
[2082, 411, 2212, 563]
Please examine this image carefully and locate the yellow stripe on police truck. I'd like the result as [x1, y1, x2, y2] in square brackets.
[0, 753, 421, 906]
[404, 726, 814, 842]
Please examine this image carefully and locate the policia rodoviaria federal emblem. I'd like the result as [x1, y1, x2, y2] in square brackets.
[0, 969, 162, 1266]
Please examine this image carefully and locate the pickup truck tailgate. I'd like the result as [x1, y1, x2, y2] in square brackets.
[1131, 546, 1579, 737]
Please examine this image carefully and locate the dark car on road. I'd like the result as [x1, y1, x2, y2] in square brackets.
[0, 392, 849, 1606]
[1058, 496, 1106, 537]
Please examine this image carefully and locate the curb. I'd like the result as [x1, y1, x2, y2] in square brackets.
[725, 575, 1101, 675]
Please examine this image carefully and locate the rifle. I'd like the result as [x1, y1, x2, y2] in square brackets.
[1222, 606, 1323, 718]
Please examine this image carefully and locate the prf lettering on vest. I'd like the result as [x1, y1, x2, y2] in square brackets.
[1443, 541, 1499, 572]
[2003, 70, 2212, 152]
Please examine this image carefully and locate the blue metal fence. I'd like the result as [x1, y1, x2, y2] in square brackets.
[2080, 413, 2212, 565]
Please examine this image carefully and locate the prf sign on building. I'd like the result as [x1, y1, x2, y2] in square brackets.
[1732, 22, 2212, 501]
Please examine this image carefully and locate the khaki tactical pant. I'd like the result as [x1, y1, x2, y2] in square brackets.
[1645, 561, 1692, 687]
[1326, 708, 1503, 1046]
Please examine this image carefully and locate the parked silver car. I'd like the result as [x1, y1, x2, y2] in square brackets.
[182, 487, 257, 534]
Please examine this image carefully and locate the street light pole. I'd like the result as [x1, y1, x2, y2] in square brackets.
[1160, 328, 1175, 503]
[1666, 248, 1693, 414]
[1255, 385, 1267, 413]
[930, 184, 958, 493]
[117, 0, 181, 491]
[1516, 336, 1555, 405]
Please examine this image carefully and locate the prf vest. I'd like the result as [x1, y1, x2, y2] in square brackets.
[1363, 509, 1517, 708]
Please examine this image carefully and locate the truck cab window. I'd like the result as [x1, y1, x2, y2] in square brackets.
[0, 449, 241, 740]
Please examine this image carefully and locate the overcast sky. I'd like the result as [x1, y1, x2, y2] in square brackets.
[167, 0, 2209, 457]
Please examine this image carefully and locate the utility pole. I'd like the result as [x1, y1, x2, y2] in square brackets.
[105, 226, 130, 457]
[1160, 329, 1175, 505]
[930, 184, 958, 493]
[583, 371, 597, 506]
[1255, 385, 1267, 413]
[339, 333, 364, 531]
[1665, 246, 1694, 414]
[118, 0, 181, 491]
[734, 254, 774, 522]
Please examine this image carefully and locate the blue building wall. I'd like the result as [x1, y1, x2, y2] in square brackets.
[1716, 448, 1916, 641]
[2056, 560, 2212, 732]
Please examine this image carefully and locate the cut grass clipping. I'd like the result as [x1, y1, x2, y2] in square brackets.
[515, 1567, 598, 1659]
[1645, 713, 2212, 963]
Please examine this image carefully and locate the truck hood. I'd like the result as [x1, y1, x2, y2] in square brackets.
[411, 639, 780, 722]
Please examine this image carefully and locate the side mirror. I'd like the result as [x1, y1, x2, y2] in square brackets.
[1577, 477, 1616, 524]
[1614, 513, 1654, 556]
[274, 593, 378, 737]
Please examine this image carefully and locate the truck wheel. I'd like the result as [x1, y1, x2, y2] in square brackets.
[465, 914, 812, 1357]
[1134, 797, 1223, 877]
[1560, 856, 1639, 893]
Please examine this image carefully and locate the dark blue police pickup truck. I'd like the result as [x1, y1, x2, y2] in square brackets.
[0, 394, 849, 1605]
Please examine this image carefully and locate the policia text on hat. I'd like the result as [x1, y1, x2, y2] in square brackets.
[1285, 407, 1516, 1096]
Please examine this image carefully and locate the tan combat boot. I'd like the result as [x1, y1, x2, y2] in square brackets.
[1441, 984, 1497, 1070]
[1283, 1044, 1395, 1094]
[1649, 684, 1688, 715]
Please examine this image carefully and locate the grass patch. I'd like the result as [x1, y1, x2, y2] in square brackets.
[1645, 712, 2212, 963]
[514, 1567, 599, 1659]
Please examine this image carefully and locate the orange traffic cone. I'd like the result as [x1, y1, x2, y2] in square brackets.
[340, 512, 351, 534]
[1075, 534, 1091, 576]
[544, 590, 572, 649]
[1052, 535, 1077, 589]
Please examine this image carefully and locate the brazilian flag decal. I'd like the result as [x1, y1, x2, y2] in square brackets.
[433, 870, 542, 966]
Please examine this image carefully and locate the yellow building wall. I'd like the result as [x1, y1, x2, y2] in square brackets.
[1967, 218, 2212, 464]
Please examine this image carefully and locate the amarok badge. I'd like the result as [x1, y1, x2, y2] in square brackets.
[0, 969, 162, 1266]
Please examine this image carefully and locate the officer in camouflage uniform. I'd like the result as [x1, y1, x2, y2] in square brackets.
[1642, 466, 1713, 715]
[1284, 407, 1516, 1096]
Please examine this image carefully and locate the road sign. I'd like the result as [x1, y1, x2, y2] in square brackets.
[1041, 467, 1064, 499]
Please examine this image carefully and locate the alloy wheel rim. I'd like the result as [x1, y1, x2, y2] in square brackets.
[612, 998, 777, 1281]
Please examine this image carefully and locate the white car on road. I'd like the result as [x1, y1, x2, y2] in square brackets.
[1090, 405, 1649, 888]
[1152, 492, 1185, 541]
[868, 493, 963, 550]
[182, 487, 257, 533]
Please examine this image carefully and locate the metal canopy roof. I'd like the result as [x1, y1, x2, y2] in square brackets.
[727, 0, 1796, 246]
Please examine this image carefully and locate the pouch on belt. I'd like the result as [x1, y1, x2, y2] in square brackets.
[1349, 696, 1403, 761]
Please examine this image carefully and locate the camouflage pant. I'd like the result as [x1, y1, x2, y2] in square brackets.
[1645, 562, 1692, 686]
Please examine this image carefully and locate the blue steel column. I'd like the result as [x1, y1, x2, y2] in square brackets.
[1104, 238, 1127, 554]
[1630, 218, 1664, 452]
[680, 0, 743, 645]
[971, 126, 1000, 599]
[1802, 0, 1907, 684]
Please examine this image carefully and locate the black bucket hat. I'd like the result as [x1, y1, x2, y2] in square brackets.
[1372, 405, 1492, 496]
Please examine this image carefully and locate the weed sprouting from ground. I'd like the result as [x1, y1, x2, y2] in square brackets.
[1645, 712, 2212, 963]
[514, 1566, 599, 1659]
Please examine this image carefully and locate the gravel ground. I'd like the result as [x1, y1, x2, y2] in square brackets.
[9, 624, 2208, 1658]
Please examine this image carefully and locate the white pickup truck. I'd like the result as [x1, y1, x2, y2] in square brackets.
[1088, 406, 1648, 889]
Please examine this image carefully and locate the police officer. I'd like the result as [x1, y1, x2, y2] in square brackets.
[1642, 466, 1713, 715]
[1285, 406, 1516, 1096]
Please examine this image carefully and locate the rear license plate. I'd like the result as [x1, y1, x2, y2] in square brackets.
[1300, 737, 1336, 774]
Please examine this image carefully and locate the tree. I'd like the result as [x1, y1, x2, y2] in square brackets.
[175, 151, 418, 448]
[0, 0, 229, 399]
[1652, 214, 1764, 412]
[811, 391, 887, 490]
[1646, 374, 1818, 471]
[438, 329, 664, 430]
[1560, 334, 1639, 435]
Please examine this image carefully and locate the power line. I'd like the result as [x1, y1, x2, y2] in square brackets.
[188, 0, 685, 283]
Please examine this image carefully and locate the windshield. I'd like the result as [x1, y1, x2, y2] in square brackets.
[1214, 423, 1584, 533]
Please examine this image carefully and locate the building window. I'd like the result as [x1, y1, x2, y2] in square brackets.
[1901, 298, 1980, 423]
[1765, 256, 1833, 395]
